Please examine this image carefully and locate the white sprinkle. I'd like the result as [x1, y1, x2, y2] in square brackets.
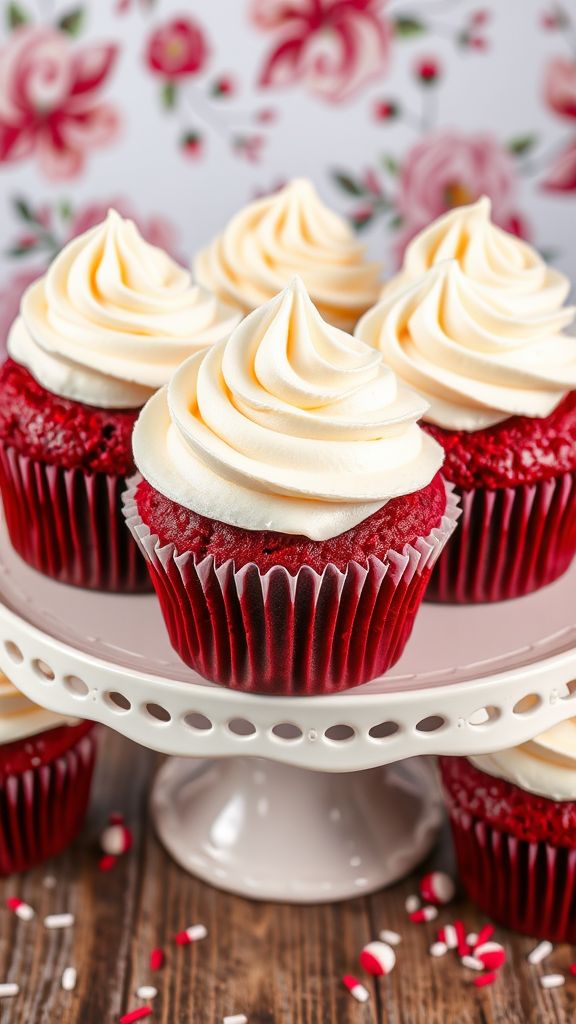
[528, 940, 553, 965]
[44, 913, 74, 929]
[186, 924, 207, 942]
[379, 929, 402, 946]
[429, 941, 448, 958]
[15, 904, 34, 922]
[136, 986, 157, 1000]
[43, 876, 57, 889]
[223, 1017, 248, 1024]
[0, 984, 19, 998]
[61, 968, 77, 992]
[405, 894, 420, 914]
[467, 933, 478, 946]
[540, 974, 565, 989]
[461, 955, 483, 971]
[442, 924, 458, 949]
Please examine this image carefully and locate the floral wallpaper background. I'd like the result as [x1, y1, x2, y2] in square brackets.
[1, 0, 576, 352]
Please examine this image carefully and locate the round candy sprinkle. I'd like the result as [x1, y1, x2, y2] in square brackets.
[359, 942, 396, 976]
[540, 974, 565, 989]
[419, 872, 455, 906]
[475, 942, 506, 971]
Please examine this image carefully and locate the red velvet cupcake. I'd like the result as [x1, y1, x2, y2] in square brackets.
[0, 670, 96, 875]
[441, 720, 576, 941]
[356, 200, 576, 602]
[0, 210, 239, 591]
[124, 278, 459, 695]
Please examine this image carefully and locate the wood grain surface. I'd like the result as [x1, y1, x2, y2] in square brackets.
[0, 727, 574, 1024]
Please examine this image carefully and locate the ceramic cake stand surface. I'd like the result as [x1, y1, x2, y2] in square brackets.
[1, 516, 576, 904]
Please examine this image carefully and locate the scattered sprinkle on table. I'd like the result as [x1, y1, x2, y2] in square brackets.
[223, 1016, 248, 1024]
[461, 956, 483, 971]
[474, 924, 495, 947]
[359, 941, 396, 976]
[419, 871, 455, 906]
[528, 941, 553, 965]
[342, 975, 370, 1003]
[6, 898, 34, 921]
[405, 895, 420, 914]
[136, 986, 157, 1000]
[120, 1008, 153, 1023]
[61, 967, 77, 992]
[475, 942, 506, 970]
[0, 984, 19, 998]
[44, 913, 74, 930]
[409, 906, 438, 923]
[174, 924, 207, 945]
[149, 948, 164, 971]
[473, 971, 498, 988]
[43, 876, 56, 889]
[379, 929, 402, 946]
[429, 941, 448, 958]
[438, 924, 458, 949]
[540, 974, 565, 989]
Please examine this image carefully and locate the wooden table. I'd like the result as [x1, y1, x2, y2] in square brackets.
[0, 728, 574, 1024]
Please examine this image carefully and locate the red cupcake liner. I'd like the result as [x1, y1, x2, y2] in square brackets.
[123, 482, 459, 695]
[0, 722, 97, 876]
[0, 443, 151, 592]
[427, 469, 576, 603]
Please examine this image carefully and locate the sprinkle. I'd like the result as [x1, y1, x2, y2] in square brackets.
[342, 975, 370, 1003]
[101, 823, 132, 857]
[149, 948, 164, 971]
[0, 984, 19, 998]
[409, 906, 438, 923]
[473, 971, 497, 988]
[419, 871, 455, 906]
[359, 942, 395, 976]
[405, 895, 420, 914]
[540, 974, 565, 989]
[43, 876, 57, 889]
[99, 855, 117, 872]
[461, 955, 483, 971]
[429, 941, 448, 958]
[528, 940, 553, 965]
[569, 963, 576, 976]
[223, 1017, 248, 1024]
[174, 924, 207, 945]
[61, 968, 77, 992]
[454, 920, 469, 957]
[109, 812, 125, 826]
[475, 942, 506, 971]
[438, 924, 458, 950]
[467, 933, 478, 946]
[136, 986, 157, 1000]
[44, 913, 74, 929]
[474, 924, 495, 947]
[6, 898, 34, 921]
[120, 1009, 152, 1023]
[379, 929, 401, 946]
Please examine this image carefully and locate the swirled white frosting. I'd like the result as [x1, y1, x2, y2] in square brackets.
[382, 196, 571, 317]
[193, 178, 381, 332]
[356, 260, 576, 431]
[0, 671, 75, 745]
[133, 278, 443, 540]
[8, 209, 241, 409]
[470, 718, 576, 802]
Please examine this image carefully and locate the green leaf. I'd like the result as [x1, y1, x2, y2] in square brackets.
[13, 197, 36, 224]
[352, 212, 375, 232]
[161, 80, 177, 110]
[388, 213, 405, 230]
[382, 155, 399, 176]
[6, 2, 28, 28]
[393, 15, 426, 37]
[58, 7, 85, 36]
[6, 243, 38, 258]
[58, 200, 73, 222]
[507, 134, 537, 156]
[332, 171, 365, 197]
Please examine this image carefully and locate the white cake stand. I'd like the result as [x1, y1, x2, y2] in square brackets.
[1, 513, 576, 903]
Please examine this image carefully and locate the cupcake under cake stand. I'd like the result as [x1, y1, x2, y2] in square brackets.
[1, 512, 576, 904]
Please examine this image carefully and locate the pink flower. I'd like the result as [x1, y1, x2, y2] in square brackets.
[252, 0, 392, 103]
[69, 198, 183, 262]
[541, 140, 576, 192]
[146, 17, 208, 79]
[0, 268, 40, 357]
[393, 130, 525, 262]
[0, 27, 119, 181]
[544, 56, 576, 119]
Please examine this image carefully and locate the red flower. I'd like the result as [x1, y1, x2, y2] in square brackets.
[0, 27, 119, 181]
[544, 56, 576, 119]
[415, 56, 441, 83]
[146, 17, 208, 79]
[374, 98, 397, 120]
[251, 0, 392, 103]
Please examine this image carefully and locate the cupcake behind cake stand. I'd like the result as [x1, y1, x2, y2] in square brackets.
[1, 509, 576, 903]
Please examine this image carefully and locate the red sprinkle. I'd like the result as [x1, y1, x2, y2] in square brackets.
[454, 920, 469, 957]
[99, 855, 117, 872]
[570, 963, 576, 976]
[150, 948, 165, 971]
[120, 1009, 152, 1024]
[474, 924, 495, 948]
[6, 898, 22, 910]
[473, 971, 497, 988]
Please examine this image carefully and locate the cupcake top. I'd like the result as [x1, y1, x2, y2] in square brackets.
[382, 196, 571, 317]
[193, 178, 381, 331]
[0, 670, 75, 745]
[8, 210, 240, 409]
[356, 260, 576, 431]
[470, 718, 576, 802]
[133, 277, 443, 541]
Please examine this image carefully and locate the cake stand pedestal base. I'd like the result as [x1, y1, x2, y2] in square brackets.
[151, 756, 442, 903]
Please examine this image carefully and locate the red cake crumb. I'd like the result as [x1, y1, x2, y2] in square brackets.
[0, 359, 138, 476]
[440, 756, 576, 847]
[425, 390, 576, 490]
[135, 472, 447, 573]
[0, 720, 94, 785]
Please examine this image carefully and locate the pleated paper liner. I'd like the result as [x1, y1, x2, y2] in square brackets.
[123, 481, 460, 695]
[0, 443, 151, 592]
[0, 722, 97, 876]
[427, 469, 576, 603]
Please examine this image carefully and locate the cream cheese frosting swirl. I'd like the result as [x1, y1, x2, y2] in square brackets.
[356, 260, 576, 431]
[382, 196, 571, 317]
[193, 178, 381, 332]
[133, 278, 443, 540]
[470, 718, 576, 802]
[0, 671, 75, 745]
[8, 209, 241, 409]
